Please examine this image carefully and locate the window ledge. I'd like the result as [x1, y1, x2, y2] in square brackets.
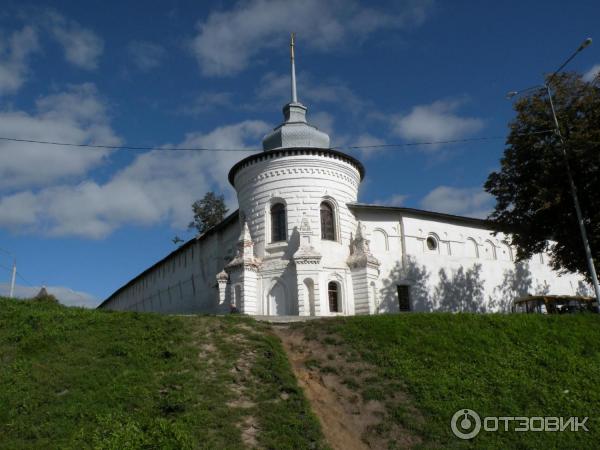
[266, 241, 288, 253]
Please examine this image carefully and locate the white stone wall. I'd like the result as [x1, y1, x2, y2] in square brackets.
[354, 209, 587, 313]
[102, 145, 589, 316]
[102, 200, 588, 315]
[102, 218, 240, 313]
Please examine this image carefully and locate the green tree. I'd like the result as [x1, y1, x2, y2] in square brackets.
[188, 192, 228, 234]
[485, 72, 600, 280]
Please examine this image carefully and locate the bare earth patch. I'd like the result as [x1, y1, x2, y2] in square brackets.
[192, 318, 262, 445]
[273, 324, 423, 450]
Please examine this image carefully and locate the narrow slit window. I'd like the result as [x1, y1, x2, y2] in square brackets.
[328, 281, 339, 312]
[271, 203, 287, 242]
[320, 202, 335, 240]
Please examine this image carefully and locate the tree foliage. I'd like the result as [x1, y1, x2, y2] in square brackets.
[188, 192, 228, 234]
[485, 73, 600, 280]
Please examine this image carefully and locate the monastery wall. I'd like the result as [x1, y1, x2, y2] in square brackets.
[355, 211, 587, 313]
[103, 218, 240, 313]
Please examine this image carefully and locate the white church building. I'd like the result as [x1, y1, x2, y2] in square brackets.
[99, 39, 587, 316]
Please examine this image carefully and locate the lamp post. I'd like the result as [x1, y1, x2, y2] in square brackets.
[506, 37, 600, 306]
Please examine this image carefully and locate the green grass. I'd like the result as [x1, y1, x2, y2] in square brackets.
[294, 313, 600, 449]
[6, 296, 597, 449]
[0, 297, 326, 449]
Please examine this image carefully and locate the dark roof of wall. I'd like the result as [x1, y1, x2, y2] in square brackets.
[347, 203, 505, 230]
[97, 210, 239, 309]
[228, 147, 365, 186]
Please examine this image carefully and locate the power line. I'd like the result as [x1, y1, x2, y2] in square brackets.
[0, 263, 34, 287]
[16, 271, 34, 287]
[0, 129, 555, 152]
[0, 136, 258, 152]
[337, 129, 555, 150]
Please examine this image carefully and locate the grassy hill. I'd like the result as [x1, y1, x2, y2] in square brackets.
[2, 296, 599, 449]
[0, 297, 325, 449]
[285, 313, 600, 448]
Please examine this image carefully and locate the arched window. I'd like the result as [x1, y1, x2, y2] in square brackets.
[271, 203, 286, 242]
[372, 229, 389, 252]
[320, 202, 336, 240]
[328, 281, 339, 312]
[466, 238, 479, 258]
[483, 240, 496, 260]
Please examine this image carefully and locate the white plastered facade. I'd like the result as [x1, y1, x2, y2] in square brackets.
[99, 69, 590, 315]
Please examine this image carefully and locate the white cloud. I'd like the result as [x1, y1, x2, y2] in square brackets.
[310, 111, 335, 136]
[583, 64, 600, 83]
[0, 191, 41, 228]
[349, 133, 386, 159]
[420, 186, 493, 219]
[0, 13, 102, 94]
[0, 120, 269, 238]
[46, 11, 103, 70]
[391, 99, 484, 146]
[374, 194, 408, 207]
[191, 0, 432, 76]
[0, 283, 100, 308]
[0, 26, 40, 95]
[127, 41, 166, 71]
[0, 83, 120, 191]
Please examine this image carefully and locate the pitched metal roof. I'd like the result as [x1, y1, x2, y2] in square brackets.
[347, 202, 503, 230]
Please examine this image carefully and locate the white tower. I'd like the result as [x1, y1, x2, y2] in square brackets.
[227, 34, 366, 316]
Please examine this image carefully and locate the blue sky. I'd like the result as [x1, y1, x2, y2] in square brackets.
[0, 1, 598, 307]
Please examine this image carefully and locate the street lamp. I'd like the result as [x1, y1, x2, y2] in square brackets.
[506, 37, 600, 306]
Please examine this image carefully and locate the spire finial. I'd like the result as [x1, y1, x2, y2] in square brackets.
[290, 32, 298, 103]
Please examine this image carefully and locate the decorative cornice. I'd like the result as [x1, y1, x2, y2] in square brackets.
[295, 257, 322, 265]
[245, 165, 359, 189]
[228, 148, 365, 186]
[226, 262, 261, 272]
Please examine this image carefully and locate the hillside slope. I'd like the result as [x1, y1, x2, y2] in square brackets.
[3, 297, 599, 449]
[0, 297, 325, 449]
[282, 313, 600, 448]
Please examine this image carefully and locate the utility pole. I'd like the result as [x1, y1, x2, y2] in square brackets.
[0, 248, 16, 298]
[9, 258, 16, 298]
[506, 37, 599, 306]
[545, 84, 600, 305]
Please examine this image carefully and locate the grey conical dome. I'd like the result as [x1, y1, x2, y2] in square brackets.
[262, 102, 330, 150]
[262, 34, 330, 151]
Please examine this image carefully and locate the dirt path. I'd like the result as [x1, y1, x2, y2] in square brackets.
[273, 324, 422, 450]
